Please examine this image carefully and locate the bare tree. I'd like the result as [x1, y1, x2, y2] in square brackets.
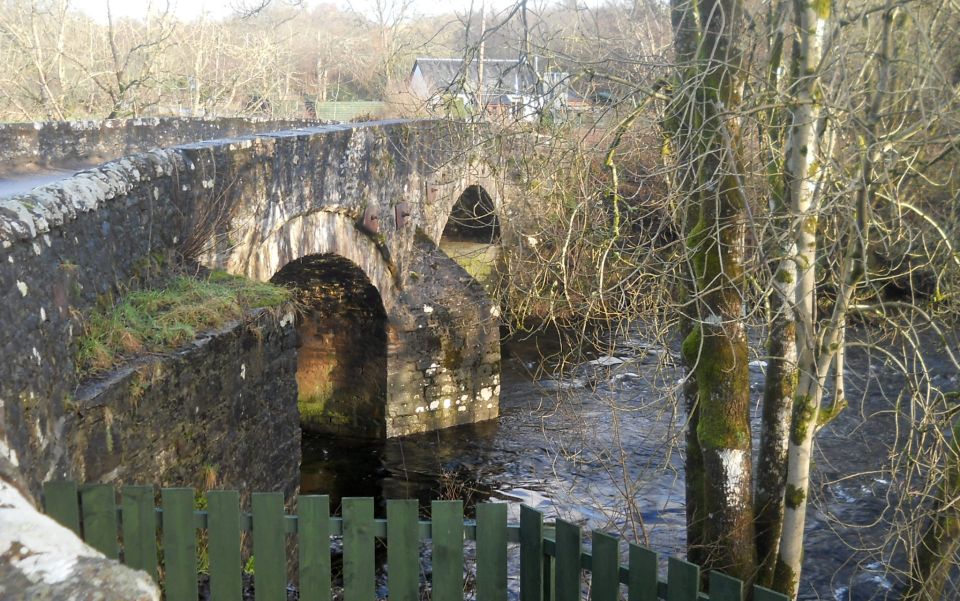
[471, 0, 960, 598]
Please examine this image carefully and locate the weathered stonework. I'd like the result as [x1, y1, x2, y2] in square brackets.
[67, 309, 299, 497]
[0, 457, 160, 601]
[0, 117, 504, 493]
[0, 117, 320, 176]
[384, 236, 501, 435]
[272, 253, 389, 438]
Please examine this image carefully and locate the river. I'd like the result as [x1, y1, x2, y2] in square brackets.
[301, 326, 959, 600]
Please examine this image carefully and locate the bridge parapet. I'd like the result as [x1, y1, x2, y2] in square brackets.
[0, 117, 323, 176]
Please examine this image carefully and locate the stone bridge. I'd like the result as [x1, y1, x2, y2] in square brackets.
[0, 118, 509, 494]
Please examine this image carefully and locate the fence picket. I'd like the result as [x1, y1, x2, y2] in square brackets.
[753, 585, 791, 601]
[476, 502, 508, 601]
[432, 500, 464, 601]
[208, 490, 242, 601]
[386, 499, 418, 601]
[80, 484, 119, 559]
[627, 544, 657, 601]
[555, 520, 581, 601]
[666, 557, 699, 601]
[162, 488, 199, 601]
[343, 497, 375, 601]
[709, 572, 744, 601]
[43, 480, 80, 535]
[591, 531, 619, 601]
[252, 492, 286, 601]
[544, 553, 557, 601]
[520, 505, 544, 601]
[299, 495, 331, 601]
[121, 485, 158, 582]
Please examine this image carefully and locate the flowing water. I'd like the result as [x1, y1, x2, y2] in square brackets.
[301, 328, 959, 601]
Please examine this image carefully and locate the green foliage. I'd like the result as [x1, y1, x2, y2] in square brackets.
[195, 492, 210, 575]
[76, 271, 291, 376]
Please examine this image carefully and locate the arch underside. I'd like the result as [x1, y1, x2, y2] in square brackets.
[440, 183, 502, 294]
[443, 184, 500, 243]
[272, 253, 388, 438]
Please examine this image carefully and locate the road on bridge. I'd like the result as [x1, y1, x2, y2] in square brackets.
[0, 163, 99, 199]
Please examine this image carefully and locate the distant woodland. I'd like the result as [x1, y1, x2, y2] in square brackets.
[0, 0, 662, 121]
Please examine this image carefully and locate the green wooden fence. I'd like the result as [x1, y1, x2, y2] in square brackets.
[41, 481, 788, 601]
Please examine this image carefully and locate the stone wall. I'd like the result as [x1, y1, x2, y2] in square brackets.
[0, 149, 190, 491]
[0, 117, 321, 175]
[67, 309, 299, 497]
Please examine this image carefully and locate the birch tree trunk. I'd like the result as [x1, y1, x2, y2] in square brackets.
[772, 1, 831, 594]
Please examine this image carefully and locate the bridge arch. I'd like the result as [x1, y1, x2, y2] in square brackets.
[439, 183, 503, 296]
[205, 206, 501, 439]
[442, 184, 500, 243]
[271, 253, 388, 438]
[205, 210, 406, 438]
[218, 211, 403, 319]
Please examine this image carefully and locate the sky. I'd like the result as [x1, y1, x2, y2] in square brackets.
[67, 0, 530, 23]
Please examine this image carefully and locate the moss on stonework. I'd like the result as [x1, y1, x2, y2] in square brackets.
[76, 271, 291, 377]
[128, 373, 148, 407]
[19, 392, 37, 412]
[414, 227, 434, 244]
[785, 483, 806, 509]
[298, 399, 345, 424]
[299, 377, 335, 414]
[791, 394, 816, 445]
[443, 345, 464, 371]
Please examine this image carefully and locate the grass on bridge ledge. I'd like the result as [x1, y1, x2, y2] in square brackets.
[77, 271, 292, 377]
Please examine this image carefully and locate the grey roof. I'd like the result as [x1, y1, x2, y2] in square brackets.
[410, 58, 538, 97]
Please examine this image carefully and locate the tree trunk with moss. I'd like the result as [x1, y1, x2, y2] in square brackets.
[754, 0, 795, 588]
[677, 0, 756, 582]
[755, 265, 796, 587]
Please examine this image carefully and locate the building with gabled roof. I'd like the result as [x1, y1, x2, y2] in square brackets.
[410, 57, 538, 99]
